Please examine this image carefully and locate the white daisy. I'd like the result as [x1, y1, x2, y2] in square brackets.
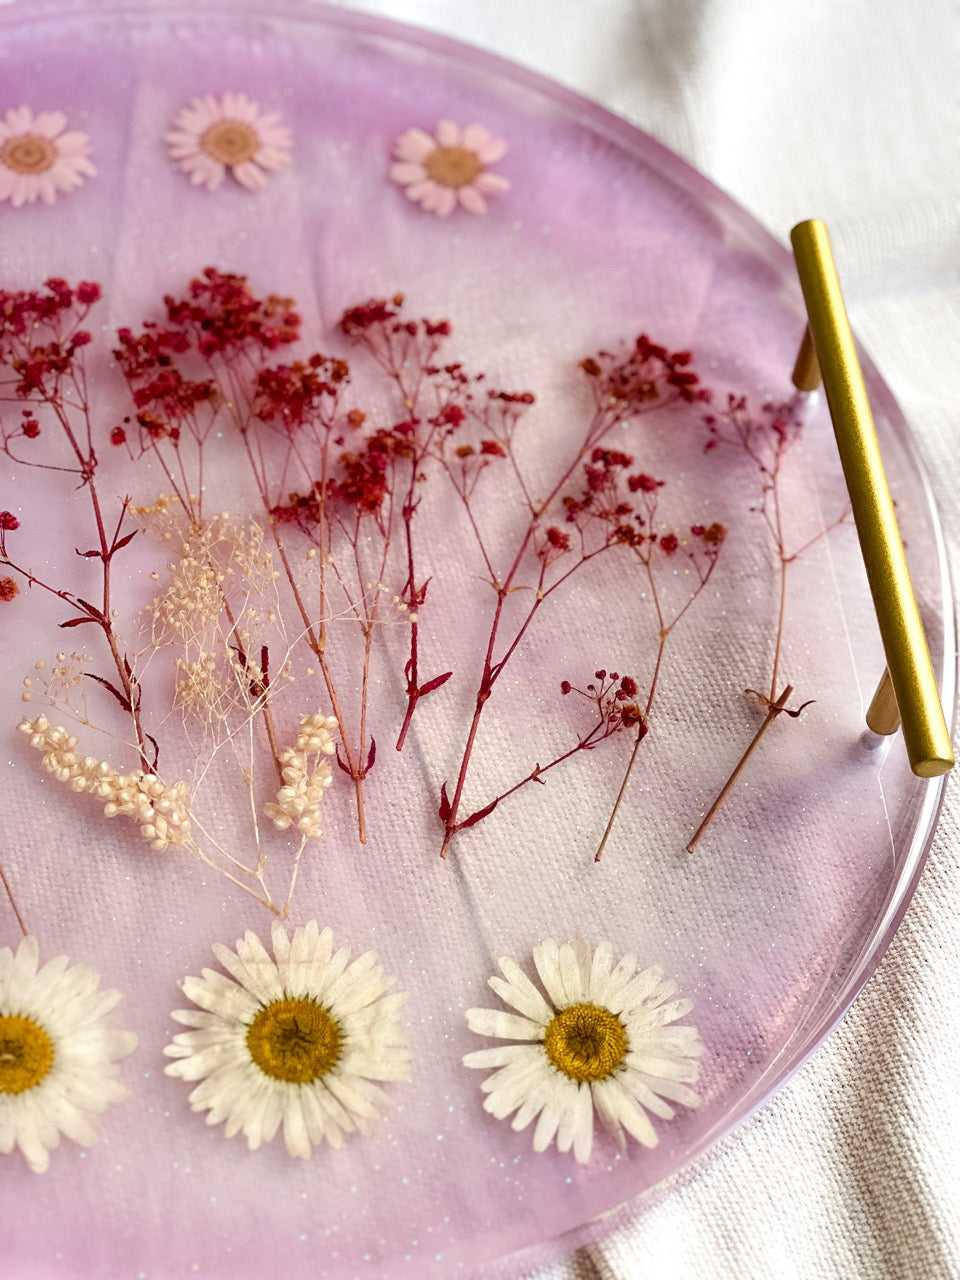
[165, 92, 292, 192]
[0, 935, 137, 1173]
[464, 938, 703, 1164]
[164, 920, 411, 1157]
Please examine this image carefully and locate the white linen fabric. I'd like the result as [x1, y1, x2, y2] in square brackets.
[320, 2, 960, 1277]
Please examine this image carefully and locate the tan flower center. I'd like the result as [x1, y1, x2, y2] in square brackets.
[247, 997, 341, 1084]
[544, 1002, 628, 1083]
[200, 120, 260, 167]
[424, 145, 483, 190]
[0, 134, 57, 176]
[0, 1014, 55, 1094]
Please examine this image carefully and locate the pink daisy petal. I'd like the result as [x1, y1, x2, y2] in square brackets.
[475, 171, 511, 196]
[53, 131, 93, 157]
[232, 160, 268, 192]
[12, 174, 41, 207]
[253, 146, 292, 174]
[174, 104, 215, 132]
[432, 185, 457, 217]
[393, 127, 435, 162]
[4, 106, 35, 136]
[458, 185, 488, 215]
[403, 179, 434, 205]
[461, 123, 507, 164]
[184, 153, 225, 190]
[389, 161, 428, 184]
[434, 120, 462, 147]
[220, 91, 246, 120]
[0, 168, 16, 199]
[38, 173, 59, 204]
[201, 94, 226, 121]
[258, 125, 293, 152]
[166, 140, 203, 159]
[31, 111, 67, 139]
[417, 181, 445, 213]
[476, 136, 508, 165]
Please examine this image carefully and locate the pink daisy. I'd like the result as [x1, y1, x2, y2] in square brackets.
[389, 121, 510, 217]
[165, 93, 292, 192]
[0, 106, 95, 208]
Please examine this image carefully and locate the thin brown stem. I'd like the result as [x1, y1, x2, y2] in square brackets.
[594, 724, 647, 863]
[0, 862, 28, 937]
[686, 684, 794, 852]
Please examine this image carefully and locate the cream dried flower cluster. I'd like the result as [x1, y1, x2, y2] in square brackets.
[18, 716, 191, 851]
[265, 712, 338, 839]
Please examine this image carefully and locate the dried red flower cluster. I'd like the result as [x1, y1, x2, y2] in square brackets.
[3, 266, 735, 864]
[0, 278, 100, 403]
[580, 336, 707, 408]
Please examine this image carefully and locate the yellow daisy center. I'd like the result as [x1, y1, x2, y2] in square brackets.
[0, 1013, 55, 1094]
[200, 119, 260, 167]
[544, 1002, 628, 1083]
[247, 997, 341, 1084]
[1, 134, 57, 176]
[424, 145, 482, 190]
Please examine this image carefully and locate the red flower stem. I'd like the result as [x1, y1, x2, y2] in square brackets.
[394, 439, 439, 750]
[40, 391, 154, 772]
[460, 710, 615, 815]
[594, 547, 721, 861]
[437, 401, 636, 856]
[686, 683, 794, 852]
[0, 861, 28, 937]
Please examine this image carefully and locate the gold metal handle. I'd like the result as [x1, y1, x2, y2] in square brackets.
[790, 218, 953, 778]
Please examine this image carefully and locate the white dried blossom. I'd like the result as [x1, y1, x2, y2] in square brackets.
[264, 711, 338, 839]
[18, 716, 192, 851]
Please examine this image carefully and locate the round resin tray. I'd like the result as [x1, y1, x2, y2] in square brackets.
[0, 2, 953, 1277]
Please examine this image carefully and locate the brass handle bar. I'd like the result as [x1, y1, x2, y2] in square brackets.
[790, 218, 953, 778]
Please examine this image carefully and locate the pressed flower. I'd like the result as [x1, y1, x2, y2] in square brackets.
[390, 121, 510, 217]
[164, 921, 411, 1157]
[464, 938, 703, 1164]
[165, 93, 292, 192]
[0, 935, 137, 1172]
[0, 106, 95, 208]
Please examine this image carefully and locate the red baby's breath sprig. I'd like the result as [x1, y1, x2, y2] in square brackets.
[687, 393, 849, 852]
[440, 668, 647, 831]
[339, 296, 498, 750]
[428, 336, 710, 858]
[0, 279, 154, 771]
[561, 456, 726, 860]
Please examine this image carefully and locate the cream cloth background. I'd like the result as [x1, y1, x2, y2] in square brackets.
[318, 1, 960, 1277]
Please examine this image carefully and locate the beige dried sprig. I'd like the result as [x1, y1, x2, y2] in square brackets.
[264, 711, 338, 839]
[18, 716, 191, 851]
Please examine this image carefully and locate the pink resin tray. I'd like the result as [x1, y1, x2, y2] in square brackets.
[0, 2, 953, 1277]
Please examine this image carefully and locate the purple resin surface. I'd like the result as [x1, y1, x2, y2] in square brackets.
[0, 2, 952, 1277]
